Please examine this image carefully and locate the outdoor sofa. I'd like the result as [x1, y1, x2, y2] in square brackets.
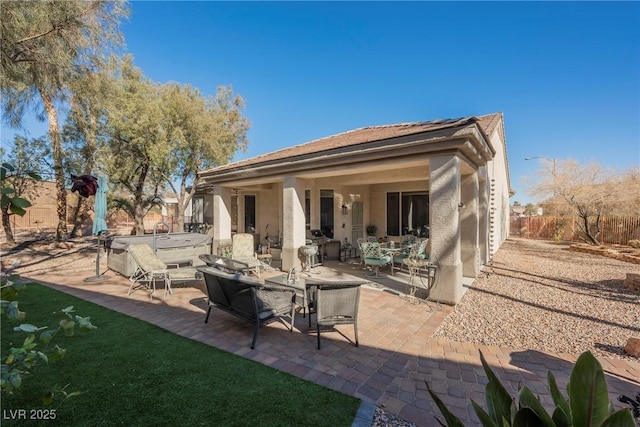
[197, 266, 296, 349]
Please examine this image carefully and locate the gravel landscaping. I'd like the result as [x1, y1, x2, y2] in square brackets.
[433, 237, 640, 361]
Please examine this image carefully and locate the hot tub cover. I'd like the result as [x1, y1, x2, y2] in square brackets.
[108, 233, 212, 251]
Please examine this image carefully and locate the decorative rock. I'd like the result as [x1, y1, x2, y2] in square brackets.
[625, 273, 640, 292]
[624, 337, 640, 358]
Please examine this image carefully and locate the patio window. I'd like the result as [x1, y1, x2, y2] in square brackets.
[305, 190, 311, 230]
[192, 197, 204, 223]
[244, 195, 256, 232]
[386, 191, 429, 237]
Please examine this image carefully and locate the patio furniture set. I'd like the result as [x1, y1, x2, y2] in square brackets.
[358, 237, 438, 304]
[124, 232, 438, 348]
[199, 264, 365, 349]
[124, 233, 365, 349]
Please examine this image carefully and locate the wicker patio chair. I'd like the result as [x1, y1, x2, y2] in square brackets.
[305, 280, 364, 349]
[127, 243, 201, 299]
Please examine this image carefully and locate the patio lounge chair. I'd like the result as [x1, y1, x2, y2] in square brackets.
[127, 243, 202, 299]
[198, 266, 296, 349]
[305, 280, 364, 349]
[231, 233, 263, 278]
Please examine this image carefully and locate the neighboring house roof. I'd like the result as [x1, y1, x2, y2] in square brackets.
[511, 206, 526, 216]
[200, 113, 504, 178]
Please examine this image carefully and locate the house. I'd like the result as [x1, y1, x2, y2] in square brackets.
[511, 205, 526, 217]
[194, 112, 512, 304]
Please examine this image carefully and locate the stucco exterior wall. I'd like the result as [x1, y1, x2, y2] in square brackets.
[485, 123, 511, 256]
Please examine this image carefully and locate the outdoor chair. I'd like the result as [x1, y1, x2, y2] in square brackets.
[305, 280, 364, 349]
[396, 238, 429, 274]
[391, 245, 413, 275]
[231, 233, 263, 278]
[361, 241, 392, 277]
[198, 266, 296, 349]
[127, 243, 202, 299]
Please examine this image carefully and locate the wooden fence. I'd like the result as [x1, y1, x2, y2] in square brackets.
[10, 208, 180, 235]
[510, 215, 640, 245]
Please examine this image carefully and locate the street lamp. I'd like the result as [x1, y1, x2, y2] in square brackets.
[525, 156, 557, 167]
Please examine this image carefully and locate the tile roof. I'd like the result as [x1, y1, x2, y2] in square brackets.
[200, 112, 503, 176]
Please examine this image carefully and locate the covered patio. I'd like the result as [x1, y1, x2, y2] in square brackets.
[194, 113, 512, 305]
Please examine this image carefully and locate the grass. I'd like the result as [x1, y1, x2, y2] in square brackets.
[1, 283, 361, 426]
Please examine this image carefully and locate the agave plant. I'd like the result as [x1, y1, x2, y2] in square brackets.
[427, 350, 635, 427]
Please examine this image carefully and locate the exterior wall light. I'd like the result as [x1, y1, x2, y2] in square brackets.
[342, 204, 348, 215]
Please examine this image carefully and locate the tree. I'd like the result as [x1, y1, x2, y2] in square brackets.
[523, 203, 538, 216]
[1, 0, 128, 241]
[102, 56, 168, 235]
[62, 68, 115, 237]
[103, 58, 250, 234]
[160, 83, 249, 231]
[0, 138, 48, 243]
[528, 158, 636, 245]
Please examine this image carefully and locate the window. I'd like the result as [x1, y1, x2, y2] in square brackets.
[192, 197, 204, 223]
[386, 193, 400, 236]
[305, 190, 311, 230]
[244, 195, 256, 232]
[320, 189, 334, 238]
[386, 191, 429, 237]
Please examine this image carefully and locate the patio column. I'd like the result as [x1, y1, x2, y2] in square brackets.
[281, 176, 305, 271]
[212, 185, 232, 255]
[477, 166, 489, 266]
[460, 171, 480, 277]
[429, 155, 463, 305]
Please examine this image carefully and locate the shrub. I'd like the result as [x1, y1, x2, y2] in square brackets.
[1, 273, 97, 403]
[628, 240, 640, 249]
[427, 350, 635, 427]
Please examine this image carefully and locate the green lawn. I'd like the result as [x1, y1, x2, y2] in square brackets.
[1, 283, 361, 426]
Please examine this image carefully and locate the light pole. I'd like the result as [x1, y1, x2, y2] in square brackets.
[525, 156, 557, 171]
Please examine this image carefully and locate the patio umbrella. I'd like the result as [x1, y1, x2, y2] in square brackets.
[84, 175, 109, 282]
[92, 175, 108, 235]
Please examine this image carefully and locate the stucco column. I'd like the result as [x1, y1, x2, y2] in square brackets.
[212, 185, 232, 255]
[282, 176, 305, 271]
[460, 171, 480, 277]
[477, 166, 489, 265]
[429, 155, 463, 304]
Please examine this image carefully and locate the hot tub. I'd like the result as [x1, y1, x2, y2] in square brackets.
[107, 233, 212, 277]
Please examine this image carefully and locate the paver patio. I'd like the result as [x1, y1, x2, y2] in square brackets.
[26, 259, 640, 426]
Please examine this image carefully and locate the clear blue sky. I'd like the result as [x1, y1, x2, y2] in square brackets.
[5, 1, 640, 204]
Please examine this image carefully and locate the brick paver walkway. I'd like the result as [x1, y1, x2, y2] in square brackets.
[27, 262, 640, 426]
